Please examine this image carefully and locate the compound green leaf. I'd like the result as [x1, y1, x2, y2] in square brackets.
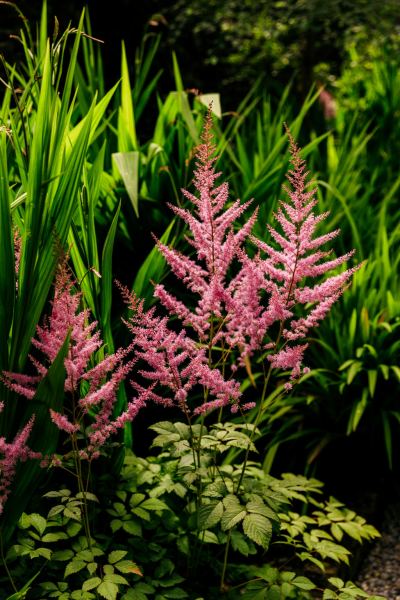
[243, 513, 272, 549]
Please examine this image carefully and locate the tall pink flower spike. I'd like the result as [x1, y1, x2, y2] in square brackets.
[253, 127, 359, 388]
[151, 113, 358, 393]
[2, 261, 144, 455]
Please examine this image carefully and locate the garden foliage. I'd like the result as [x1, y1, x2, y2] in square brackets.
[0, 3, 398, 598]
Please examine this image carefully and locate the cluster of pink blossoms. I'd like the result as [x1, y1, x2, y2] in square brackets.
[0, 414, 40, 514]
[119, 282, 241, 415]
[152, 115, 357, 393]
[2, 263, 139, 456]
[0, 114, 357, 515]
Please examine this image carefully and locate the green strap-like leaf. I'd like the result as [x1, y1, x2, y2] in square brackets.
[0, 134, 15, 370]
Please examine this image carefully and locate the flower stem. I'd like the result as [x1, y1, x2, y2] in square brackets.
[220, 363, 273, 592]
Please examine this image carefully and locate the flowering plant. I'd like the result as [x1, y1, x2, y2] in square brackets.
[121, 113, 357, 418]
[1, 113, 367, 598]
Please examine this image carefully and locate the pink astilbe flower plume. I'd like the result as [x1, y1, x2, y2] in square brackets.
[2, 261, 144, 455]
[0, 412, 41, 515]
[145, 113, 358, 395]
[251, 127, 359, 386]
[3, 262, 102, 401]
[154, 110, 258, 350]
[118, 282, 240, 415]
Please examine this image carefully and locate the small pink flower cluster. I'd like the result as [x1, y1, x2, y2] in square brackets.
[0, 413, 41, 514]
[2, 263, 142, 454]
[119, 283, 241, 415]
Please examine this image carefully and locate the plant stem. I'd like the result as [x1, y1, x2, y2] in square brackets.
[219, 529, 232, 592]
[220, 363, 273, 592]
[71, 433, 92, 551]
[0, 534, 17, 593]
[236, 365, 272, 491]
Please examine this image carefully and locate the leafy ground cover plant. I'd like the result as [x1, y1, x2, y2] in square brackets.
[0, 446, 383, 600]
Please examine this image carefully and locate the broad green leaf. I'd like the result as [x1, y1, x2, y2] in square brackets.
[82, 578, 102, 592]
[338, 521, 362, 543]
[130, 493, 146, 507]
[140, 498, 169, 511]
[112, 152, 140, 216]
[41, 532, 68, 543]
[115, 560, 142, 575]
[132, 507, 150, 521]
[108, 550, 127, 564]
[27, 513, 47, 536]
[246, 501, 278, 521]
[198, 501, 224, 529]
[298, 552, 326, 572]
[76, 492, 99, 503]
[221, 495, 246, 531]
[346, 361, 362, 385]
[104, 574, 129, 585]
[331, 523, 343, 541]
[111, 519, 122, 533]
[265, 584, 281, 599]
[97, 581, 119, 600]
[65, 560, 87, 577]
[231, 529, 254, 556]
[32, 547, 52, 560]
[328, 578, 344, 589]
[66, 521, 82, 537]
[197, 530, 219, 544]
[44, 489, 71, 498]
[123, 520, 142, 536]
[292, 576, 316, 591]
[52, 550, 74, 561]
[323, 590, 338, 600]
[242, 513, 272, 549]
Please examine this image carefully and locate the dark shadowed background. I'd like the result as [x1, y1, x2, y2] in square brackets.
[1, 0, 399, 110]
